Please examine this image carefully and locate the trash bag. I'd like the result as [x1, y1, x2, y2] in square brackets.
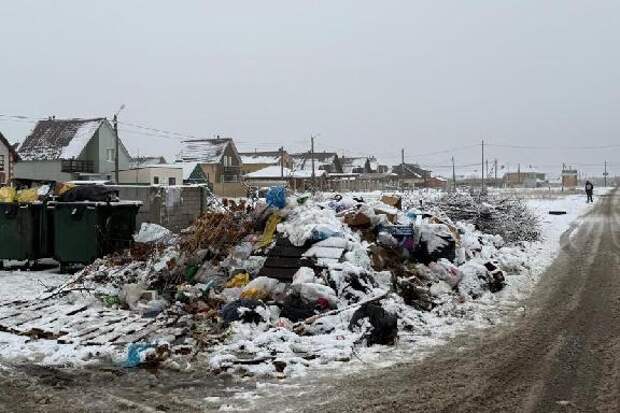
[256, 214, 282, 249]
[266, 186, 286, 209]
[310, 224, 343, 241]
[221, 299, 266, 324]
[290, 282, 338, 308]
[280, 292, 318, 322]
[124, 343, 153, 368]
[241, 277, 280, 300]
[15, 188, 39, 203]
[225, 273, 250, 288]
[349, 302, 398, 346]
[292, 267, 316, 285]
[58, 185, 119, 202]
[0, 187, 16, 203]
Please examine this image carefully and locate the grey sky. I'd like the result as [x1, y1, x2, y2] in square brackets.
[1, 0, 619, 177]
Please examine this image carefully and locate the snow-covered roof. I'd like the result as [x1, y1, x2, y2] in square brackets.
[239, 151, 281, 165]
[245, 165, 326, 179]
[18, 118, 105, 161]
[341, 157, 369, 173]
[129, 156, 167, 168]
[179, 162, 201, 180]
[179, 138, 234, 164]
[291, 152, 338, 172]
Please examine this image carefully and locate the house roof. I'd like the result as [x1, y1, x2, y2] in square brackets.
[341, 156, 369, 173]
[239, 151, 282, 165]
[179, 138, 236, 164]
[130, 156, 167, 168]
[245, 165, 326, 179]
[291, 152, 339, 171]
[0, 131, 18, 160]
[177, 162, 205, 180]
[392, 163, 430, 178]
[18, 118, 106, 161]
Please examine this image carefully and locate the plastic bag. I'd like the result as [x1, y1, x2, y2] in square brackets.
[225, 273, 250, 288]
[240, 276, 280, 300]
[291, 282, 338, 308]
[292, 267, 316, 285]
[0, 187, 16, 203]
[266, 186, 286, 209]
[15, 188, 39, 203]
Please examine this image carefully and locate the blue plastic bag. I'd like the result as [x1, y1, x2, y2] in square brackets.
[124, 343, 152, 368]
[266, 186, 286, 209]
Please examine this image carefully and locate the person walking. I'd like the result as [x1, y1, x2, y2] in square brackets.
[585, 180, 594, 203]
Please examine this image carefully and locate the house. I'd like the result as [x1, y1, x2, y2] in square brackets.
[291, 152, 343, 174]
[244, 165, 328, 191]
[118, 164, 183, 186]
[15, 118, 131, 184]
[562, 168, 578, 189]
[419, 176, 449, 189]
[392, 163, 431, 188]
[341, 156, 372, 174]
[0, 132, 19, 186]
[503, 170, 547, 188]
[180, 162, 210, 185]
[178, 137, 244, 196]
[239, 150, 293, 175]
[129, 156, 167, 169]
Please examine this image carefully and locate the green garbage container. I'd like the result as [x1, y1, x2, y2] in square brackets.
[51, 201, 141, 269]
[0, 202, 50, 262]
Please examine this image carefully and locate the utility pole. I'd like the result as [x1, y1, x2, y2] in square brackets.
[481, 139, 485, 194]
[518, 163, 521, 186]
[401, 148, 405, 191]
[604, 160, 608, 188]
[310, 136, 316, 192]
[113, 104, 125, 184]
[279, 146, 284, 179]
[451, 156, 456, 192]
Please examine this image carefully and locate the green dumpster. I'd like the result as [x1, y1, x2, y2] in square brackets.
[0, 202, 50, 262]
[51, 201, 141, 269]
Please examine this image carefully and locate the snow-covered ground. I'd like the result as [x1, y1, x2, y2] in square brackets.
[0, 189, 606, 375]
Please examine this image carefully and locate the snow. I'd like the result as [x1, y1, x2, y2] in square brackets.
[179, 162, 201, 180]
[0, 188, 608, 382]
[133, 223, 174, 244]
[179, 139, 229, 163]
[240, 155, 280, 165]
[60, 120, 102, 159]
[245, 165, 327, 179]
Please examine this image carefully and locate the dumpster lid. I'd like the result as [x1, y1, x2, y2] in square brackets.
[48, 200, 143, 207]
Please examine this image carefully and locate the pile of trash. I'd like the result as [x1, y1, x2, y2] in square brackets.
[59, 188, 540, 377]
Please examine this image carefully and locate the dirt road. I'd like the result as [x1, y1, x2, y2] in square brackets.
[1, 190, 618, 412]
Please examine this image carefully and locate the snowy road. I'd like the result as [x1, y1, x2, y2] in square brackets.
[254, 188, 620, 412]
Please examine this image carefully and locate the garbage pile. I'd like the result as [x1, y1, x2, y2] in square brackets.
[59, 188, 540, 377]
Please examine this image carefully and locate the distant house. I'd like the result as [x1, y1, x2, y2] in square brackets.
[562, 169, 578, 189]
[392, 163, 431, 188]
[239, 150, 293, 175]
[129, 156, 167, 169]
[15, 118, 131, 183]
[291, 152, 343, 174]
[118, 164, 183, 186]
[180, 162, 209, 185]
[244, 165, 328, 191]
[503, 170, 547, 188]
[178, 138, 244, 196]
[341, 157, 372, 174]
[0, 132, 19, 185]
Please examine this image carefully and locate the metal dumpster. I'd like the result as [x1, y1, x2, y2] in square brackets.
[0, 202, 50, 262]
[50, 201, 141, 269]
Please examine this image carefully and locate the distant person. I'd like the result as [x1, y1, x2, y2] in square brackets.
[585, 180, 594, 203]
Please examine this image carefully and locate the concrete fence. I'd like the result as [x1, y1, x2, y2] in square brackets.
[109, 185, 212, 232]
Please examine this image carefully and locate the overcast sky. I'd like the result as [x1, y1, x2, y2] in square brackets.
[1, 1, 619, 177]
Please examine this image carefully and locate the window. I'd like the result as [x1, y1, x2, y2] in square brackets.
[0, 155, 4, 171]
[106, 148, 115, 162]
[168, 177, 176, 186]
[153, 176, 160, 185]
